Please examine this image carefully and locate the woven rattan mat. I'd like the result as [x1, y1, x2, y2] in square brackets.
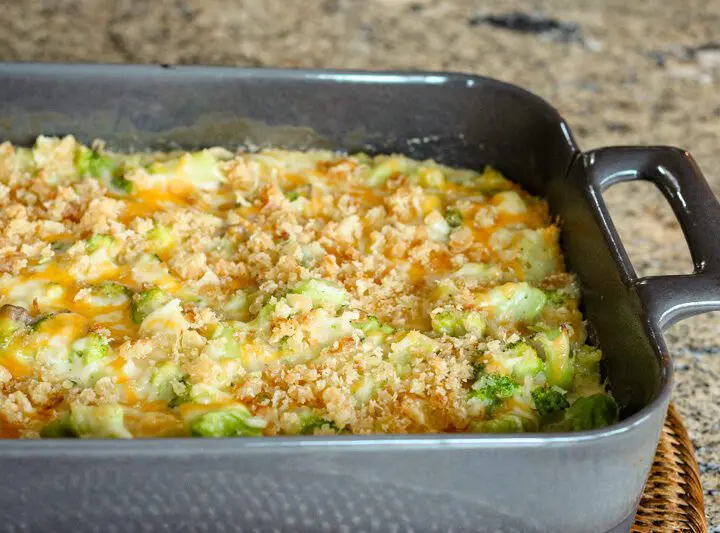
[631, 403, 707, 532]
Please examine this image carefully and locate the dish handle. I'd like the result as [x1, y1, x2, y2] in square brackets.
[582, 146, 720, 329]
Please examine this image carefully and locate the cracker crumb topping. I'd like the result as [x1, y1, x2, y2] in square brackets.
[0, 137, 614, 438]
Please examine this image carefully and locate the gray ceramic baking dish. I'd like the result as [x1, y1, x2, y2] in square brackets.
[0, 63, 718, 533]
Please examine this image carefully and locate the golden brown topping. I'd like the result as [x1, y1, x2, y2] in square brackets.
[0, 137, 607, 439]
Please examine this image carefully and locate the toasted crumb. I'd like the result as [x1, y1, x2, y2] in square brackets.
[0, 139, 602, 439]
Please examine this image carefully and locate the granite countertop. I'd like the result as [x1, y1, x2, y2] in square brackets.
[1, 0, 719, 526]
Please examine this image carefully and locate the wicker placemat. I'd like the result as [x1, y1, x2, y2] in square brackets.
[632, 403, 707, 533]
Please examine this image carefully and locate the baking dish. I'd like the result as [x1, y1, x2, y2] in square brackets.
[0, 63, 718, 533]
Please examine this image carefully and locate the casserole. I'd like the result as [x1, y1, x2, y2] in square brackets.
[0, 139, 613, 439]
[0, 63, 718, 533]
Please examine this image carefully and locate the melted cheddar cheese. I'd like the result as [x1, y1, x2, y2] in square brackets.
[0, 136, 615, 438]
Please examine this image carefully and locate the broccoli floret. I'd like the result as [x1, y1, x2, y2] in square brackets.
[69, 404, 132, 439]
[366, 156, 409, 187]
[508, 342, 544, 380]
[442, 168, 479, 186]
[575, 345, 602, 376]
[477, 282, 547, 324]
[110, 174, 133, 194]
[90, 282, 132, 300]
[469, 371, 519, 407]
[146, 224, 174, 253]
[131, 287, 170, 324]
[133, 252, 164, 272]
[432, 310, 465, 336]
[75, 148, 114, 178]
[468, 415, 525, 433]
[249, 302, 276, 335]
[416, 167, 445, 188]
[515, 228, 559, 282]
[181, 150, 225, 189]
[389, 331, 440, 374]
[463, 312, 486, 336]
[444, 165, 513, 192]
[475, 166, 514, 192]
[390, 330, 439, 355]
[532, 327, 573, 389]
[150, 362, 189, 405]
[564, 394, 618, 431]
[298, 410, 338, 435]
[352, 315, 394, 335]
[85, 233, 114, 253]
[284, 190, 300, 202]
[492, 190, 527, 215]
[70, 333, 110, 365]
[291, 279, 348, 309]
[39, 413, 78, 438]
[188, 383, 232, 404]
[168, 376, 192, 408]
[189, 405, 267, 437]
[147, 151, 225, 190]
[0, 304, 31, 347]
[531, 387, 570, 416]
[450, 262, 503, 283]
[209, 322, 244, 359]
[118, 154, 149, 173]
[223, 290, 249, 321]
[471, 362, 486, 381]
[545, 290, 568, 306]
[572, 344, 607, 396]
[431, 310, 485, 337]
[444, 208, 463, 228]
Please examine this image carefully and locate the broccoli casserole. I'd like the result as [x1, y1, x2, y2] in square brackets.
[0, 136, 617, 439]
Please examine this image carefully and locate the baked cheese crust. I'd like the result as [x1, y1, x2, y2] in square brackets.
[0, 136, 615, 438]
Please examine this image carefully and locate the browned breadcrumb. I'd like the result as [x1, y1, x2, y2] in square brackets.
[0, 138, 594, 438]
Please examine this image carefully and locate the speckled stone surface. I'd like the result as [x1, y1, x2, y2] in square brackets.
[1, 0, 719, 526]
